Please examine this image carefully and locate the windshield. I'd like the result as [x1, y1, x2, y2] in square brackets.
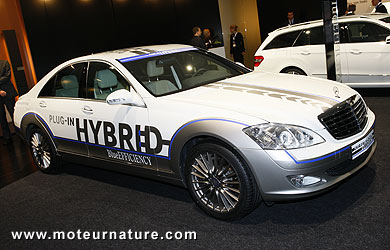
[120, 49, 249, 96]
[381, 17, 390, 24]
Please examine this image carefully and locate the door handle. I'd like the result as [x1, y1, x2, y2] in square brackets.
[82, 106, 94, 114]
[301, 51, 311, 55]
[350, 49, 362, 55]
[39, 101, 47, 108]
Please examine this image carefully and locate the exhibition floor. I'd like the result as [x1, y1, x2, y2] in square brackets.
[0, 91, 389, 250]
[0, 130, 37, 189]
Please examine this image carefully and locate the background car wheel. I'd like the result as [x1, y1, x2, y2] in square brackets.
[281, 67, 306, 75]
[185, 142, 261, 220]
[29, 127, 60, 174]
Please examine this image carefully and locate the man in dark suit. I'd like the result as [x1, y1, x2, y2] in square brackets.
[283, 11, 300, 26]
[345, 4, 356, 15]
[229, 25, 245, 64]
[190, 27, 207, 50]
[0, 60, 18, 145]
[372, 0, 388, 13]
[203, 29, 222, 49]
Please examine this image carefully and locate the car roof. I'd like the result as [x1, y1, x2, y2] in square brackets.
[72, 44, 195, 62]
[272, 13, 390, 34]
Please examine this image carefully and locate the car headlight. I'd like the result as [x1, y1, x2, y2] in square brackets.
[243, 123, 325, 150]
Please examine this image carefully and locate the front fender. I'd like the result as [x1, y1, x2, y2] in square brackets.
[167, 118, 261, 181]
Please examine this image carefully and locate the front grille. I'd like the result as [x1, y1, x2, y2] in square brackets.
[319, 95, 368, 140]
[325, 147, 371, 176]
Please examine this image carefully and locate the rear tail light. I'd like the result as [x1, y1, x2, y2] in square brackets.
[254, 56, 264, 67]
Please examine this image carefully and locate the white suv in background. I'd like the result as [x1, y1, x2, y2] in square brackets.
[254, 14, 390, 88]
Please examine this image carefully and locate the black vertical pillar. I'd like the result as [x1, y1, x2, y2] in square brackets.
[322, 1, 336, 81]
[3, 30, 29, 95]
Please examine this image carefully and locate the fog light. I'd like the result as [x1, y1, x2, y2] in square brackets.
[288, 175, 323, 188]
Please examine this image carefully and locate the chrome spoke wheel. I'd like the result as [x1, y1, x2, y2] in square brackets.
[190, 152, 241, 213]
[30, 132, 51, 169]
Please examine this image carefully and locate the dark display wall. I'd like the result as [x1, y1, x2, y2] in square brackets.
[257, 0, 347, 42]
[19, 0, 223, 80]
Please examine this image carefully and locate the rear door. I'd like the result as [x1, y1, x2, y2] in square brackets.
[37, 62, 89, 156]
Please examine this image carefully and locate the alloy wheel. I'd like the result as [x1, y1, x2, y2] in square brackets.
[190, 152, 241, 212]
[30, 132, 51, 169]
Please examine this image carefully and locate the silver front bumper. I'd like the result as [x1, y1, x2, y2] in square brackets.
[239, 130, 377, 202]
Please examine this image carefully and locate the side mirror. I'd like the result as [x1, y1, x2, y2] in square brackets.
[386, 35, 390, 44]
[106, 89, 144, 107]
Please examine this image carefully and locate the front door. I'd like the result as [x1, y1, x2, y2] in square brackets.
[80, 61, 158, 170]
[342, 21, 390, 85]
[290, 26, 349, 82]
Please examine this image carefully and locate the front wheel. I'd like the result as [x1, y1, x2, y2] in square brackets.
[29, 127, 60, 174]
[185, 142, 261, 220]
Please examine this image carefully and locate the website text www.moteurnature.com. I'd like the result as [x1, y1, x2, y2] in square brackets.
[11, 229, 197, 241]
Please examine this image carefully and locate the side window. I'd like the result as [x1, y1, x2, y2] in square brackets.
[339, 24, 349, 43]
[381, 17, 390, 24]
[264, 30, 301, 50]
[38, 63, 86, 98]
[87, 62, 130, 100]
[346, 22, 390, 43]
[294, 26, 324, 46]
[39, 75, 56, 97]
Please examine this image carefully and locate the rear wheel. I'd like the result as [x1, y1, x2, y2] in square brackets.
[281, 67, 306, 75]
[185, 142, 261, 220]
[29, 127, 60, 173]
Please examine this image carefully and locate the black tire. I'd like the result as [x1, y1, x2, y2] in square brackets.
[185, 142, 261, 220]
[281, 67, 306, 75]
[28, 127, 60, 174]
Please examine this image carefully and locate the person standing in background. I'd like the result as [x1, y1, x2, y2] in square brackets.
[372, 0, 388, 13]
[345, 4, 356, 15]
[229, 25, 245, 64]
[203, 29, 213, 49]
[283, 11, 300, 26]
[203, 28, 223, 49]
[0, 60, 18, 145]
[190, 27, 207, 50]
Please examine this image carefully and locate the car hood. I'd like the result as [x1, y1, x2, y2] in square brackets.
[166, 72, 357, 130]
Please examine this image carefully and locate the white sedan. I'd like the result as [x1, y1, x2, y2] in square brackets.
[14, 45, 376, 220]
